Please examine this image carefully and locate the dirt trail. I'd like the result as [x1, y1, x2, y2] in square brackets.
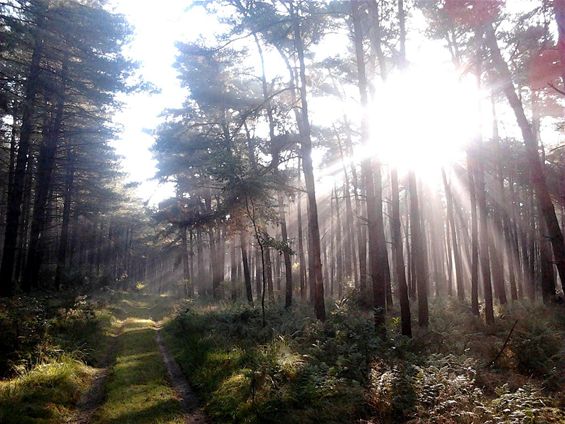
[68, 367, 110, 424]
[68, 294, 209, 424]
[157, 330, 209, 424]
[66, 324, 123, 424]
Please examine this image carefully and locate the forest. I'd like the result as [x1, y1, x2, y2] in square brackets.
[1, 0, 565, 423]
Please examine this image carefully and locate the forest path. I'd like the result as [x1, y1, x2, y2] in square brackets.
[67, 321, 123, 424]
[156, 330, 208, 423]
[87, 295, 207, 424]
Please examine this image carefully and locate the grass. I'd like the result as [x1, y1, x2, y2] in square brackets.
[92, 294, 187, 424]
[2, 288, 563, 423]
[0, 302, 113, 422]
[0, 291, 122, 424]
[163, 300, 368, 424]
[0, 355, 95, 424]
[0, 290, 186, 424]
[164, 295, 565, 423]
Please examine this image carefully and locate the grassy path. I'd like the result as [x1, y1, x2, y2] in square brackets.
[156, 330, 208, 424]
[0, 293, 206, 424]
[69, 321, 123, 424]
[91, 295, 200, 424]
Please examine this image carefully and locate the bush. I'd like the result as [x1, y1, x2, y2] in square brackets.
[0, 293, 112, 377]
[509, 309, 564, 389]
[164, 300, 368, 424]
[0, 297, 50, 377]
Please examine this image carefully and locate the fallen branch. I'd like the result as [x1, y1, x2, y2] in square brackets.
[548, 82, 565, 96]
[486, 319, 519, 368]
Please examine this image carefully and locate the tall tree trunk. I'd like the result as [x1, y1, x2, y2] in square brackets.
[540, 215, 556, 303]
[336, 136, 358, 286]
[24, 116, 54, 290]
[348, 142, 367, 293]
[240, 231, 253, 305]
[291, 7, 325, 320]
[230, 235, 237, 301]
[278, 195, 293, 308]
[476, 160, 495, 324]
[1, 105, 19, 257]
[484, 25, 565, 289]
[296, 165, 307, 300]
[352, 0, 386, 332]
[95, 220, 103, 277]
[329, 190, 335, 297]
[181, 226, 190, 297]
[408, 172, 429, 327]
[442, 169, 465, 301]
[55, 149, 75, 289]
[391, 168, 411, 337]
[467, 156, 480, 315]
[189, 230, 195, 296]
[334, 185, 344, 297]
[0, 15, 45, 295]
[265, 243, 274, 301]
[196, 229, 204, 296]
[15, 155, 34, 286]
[208, 227, 217, 298]
[255, 243, 262, 298]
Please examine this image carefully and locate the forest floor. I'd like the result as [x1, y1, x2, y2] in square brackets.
[0, 291, 206, 424]
[163, 295, 565, 424]
[1, 290, 565, 423]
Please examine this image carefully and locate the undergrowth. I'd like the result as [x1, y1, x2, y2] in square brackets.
[165, 295, 565, 423]
[0, 355, 95, 424]
[0, 290, 120, 423]
[0, 293, 115, 377]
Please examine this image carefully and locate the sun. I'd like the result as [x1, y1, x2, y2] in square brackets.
[368, 64, 480, 179]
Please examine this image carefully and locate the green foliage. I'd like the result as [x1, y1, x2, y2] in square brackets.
[0, 292, 120, 424]
[368, 352, 565, 423]
[164, 299, 369, 423]
[260, 232, 294, 256]
[166, 297, 565, 423]
[0, 297, 50, 377]
[0, 355, 95, 424]
[365, 299, 565, 423]
[0, 294, 113, 377]
[93, 311, 186, 423]
[0, 291, 182, 424]
[509, 306, 564, 389]
[49, 296, 113, 367]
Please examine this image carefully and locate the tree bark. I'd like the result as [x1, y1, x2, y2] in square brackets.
[484, 25, 565, 290]
[0, 15, 45, 295]
[442, 169, 465, 301]
[408, 172, 429, 327]
[240, 231, 253, 305]
[352, 0, 386, 332]
[278, 195, 293, 308]
[391, 168, 411, 337]
[230, 234, 237, 301]
[181, 226, 190, 297]
[291, 6, 325, 320]
[55, 149, 75, 289]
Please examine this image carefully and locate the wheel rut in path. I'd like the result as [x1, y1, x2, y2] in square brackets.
[157, 329, 209, 424]
[68, 295, 209, 424]
[66, 324, 123, 424]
